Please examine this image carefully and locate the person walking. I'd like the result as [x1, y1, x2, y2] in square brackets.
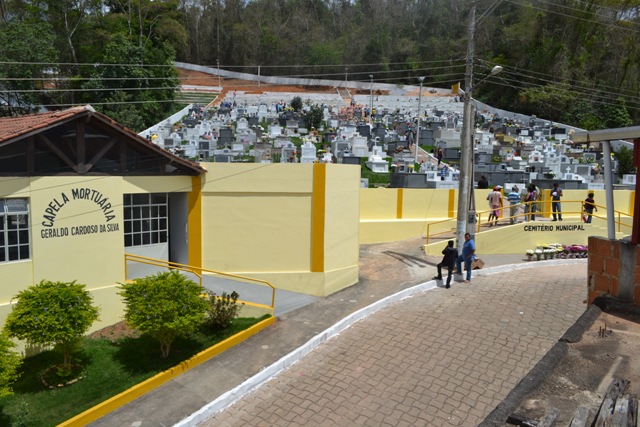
[507, 186, 521, 224]
[524, 183, 538, 221]
[433, 240, 458, 288]
[436, 146, 444, 166]
[583, 192, 598, 223]
[456, 233, 476, 283]
[486, 186, 503, 226]
[551, 182, 563, 221]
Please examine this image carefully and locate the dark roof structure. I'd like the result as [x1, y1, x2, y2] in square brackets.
[0, 105, 205, 176]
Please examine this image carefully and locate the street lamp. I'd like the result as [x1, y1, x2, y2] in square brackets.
[455, 62, 503, 249]
[369, 75, 374, 123]
[414, 76, 425, 166]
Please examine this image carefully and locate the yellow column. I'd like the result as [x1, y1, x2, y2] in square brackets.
[448, 188, 455, 217]
[396, 188, 404, 219]
[311, 164, 326, 272]
[188, 175, 203, 270]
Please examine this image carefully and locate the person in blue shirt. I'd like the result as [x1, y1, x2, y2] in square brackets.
[506, 186, 522, 224]
[456, 233, 476, 283]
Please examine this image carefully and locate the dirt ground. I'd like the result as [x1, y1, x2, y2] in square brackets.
[507, 305, 640, 425]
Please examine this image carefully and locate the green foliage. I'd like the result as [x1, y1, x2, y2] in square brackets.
[0, 315, 269, 426]
[290, 96, 303, 112]
[3, 280, 99, 368]
[204, 291, 245, 331]
[0, 21, 59, 116]
[0, 332, 22, 398]
[614, 146, 636, 178]
[118, 271, 208, 358]
[304, 105, 324, 130]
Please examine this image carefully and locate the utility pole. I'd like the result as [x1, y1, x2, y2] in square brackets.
[415, 76, 425, 166]
[456, 5, 476, 251]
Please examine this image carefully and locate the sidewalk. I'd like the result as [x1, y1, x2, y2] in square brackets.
[89, 238, 588, 427]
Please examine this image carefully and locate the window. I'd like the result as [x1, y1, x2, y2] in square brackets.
[0, 198, 30, 262]
[123, 193, 168, 247]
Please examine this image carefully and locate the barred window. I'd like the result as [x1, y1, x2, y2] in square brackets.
[0, 198, 30, 263]
[123, 193, 168, 247]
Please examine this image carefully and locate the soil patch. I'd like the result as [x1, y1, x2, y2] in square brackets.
[507, 304, 640, 425]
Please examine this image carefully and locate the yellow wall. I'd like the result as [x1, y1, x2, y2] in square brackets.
[359, 187, 457, 243]
[0, 175, 193, 336]
[199, 163, 360, 296]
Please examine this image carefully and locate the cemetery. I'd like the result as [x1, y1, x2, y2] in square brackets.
[141, 86, 633, 193]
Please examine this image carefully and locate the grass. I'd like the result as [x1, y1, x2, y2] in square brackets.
[0, 315, 271, 426]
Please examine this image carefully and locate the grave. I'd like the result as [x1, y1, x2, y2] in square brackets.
[300, 140, 317, 164]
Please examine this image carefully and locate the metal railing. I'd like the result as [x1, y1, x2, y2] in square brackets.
[124, 253, 276, 313]
[424, 200, 632, 244]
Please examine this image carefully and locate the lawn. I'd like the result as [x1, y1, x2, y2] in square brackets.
[0, 315, 270, 426]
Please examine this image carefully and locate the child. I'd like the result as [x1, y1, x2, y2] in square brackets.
[583, 192, 597, 223]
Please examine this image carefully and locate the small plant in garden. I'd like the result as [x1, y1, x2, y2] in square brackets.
[0, 332, 22, 398]
[3, 280, 99, 372]
[205, 291, 245, 331]
[118, 271, 208, 358]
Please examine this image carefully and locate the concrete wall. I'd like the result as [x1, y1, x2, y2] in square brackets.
[199, 162, 361, 296]
[587, 237, 640, 306]
[359, 188, 456, 243]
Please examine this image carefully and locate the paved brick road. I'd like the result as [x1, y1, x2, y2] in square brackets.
[204, 264, 586, 427]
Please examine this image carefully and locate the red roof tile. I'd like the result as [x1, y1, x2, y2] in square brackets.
[0, 105, 205, 174]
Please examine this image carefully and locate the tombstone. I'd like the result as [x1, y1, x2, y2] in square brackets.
[274, 134, 292, 148]
[163, 138, 174, 148]
[236, 117, 249, 132]
[300, 140, 317, 164]
[247, 116, 259, 127]
[280, 142, 297, 163]
[357, 124, 371, 139]
[351, 135, 369, 157]
[218, 127, 234, 147]
[268, 124, 283, 137]
[365, 145, 389, 173]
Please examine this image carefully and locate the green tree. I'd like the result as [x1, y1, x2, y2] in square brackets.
[3, 280, 99, 368]
[304, 105, 324, 130]
[118, 271, 208, 358]
[614, 146, 636, 179]
[0, 332, 22, 398]
[80, 33, 179, 131]
[290, 96, 303, 112]
[0, 21, 59, 116]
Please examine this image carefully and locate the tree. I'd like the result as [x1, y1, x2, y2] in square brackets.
[0, 21, 59, 116]
[290, 96, 303, 112]
[614, 146, 635, 179]
[3, 280, 100, 368]
[80, 33, 180, 131]
[118, 271, 208, 358]
[304, 105, 324, 130]
[0, 332, 22, 398]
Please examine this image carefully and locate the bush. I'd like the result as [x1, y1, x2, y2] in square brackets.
[290, 96, 303, 111]
[118, 271, 208, 358]
[204, 291, 244, 331]
[0, 332, 22, 398]
[3, 280, 99, 368]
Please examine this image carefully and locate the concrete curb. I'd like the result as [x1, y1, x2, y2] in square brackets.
[175, 259, 587, 427]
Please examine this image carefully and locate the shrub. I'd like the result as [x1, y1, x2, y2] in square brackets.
[3, 280, 99, 368]
[0, 332, 22, 398]
[204, 291, 244, 331]
[118, 271, 208, 358]
[290, 96, 303, 111]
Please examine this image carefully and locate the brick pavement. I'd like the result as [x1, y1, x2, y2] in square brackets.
[204, 264, 586, 427]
